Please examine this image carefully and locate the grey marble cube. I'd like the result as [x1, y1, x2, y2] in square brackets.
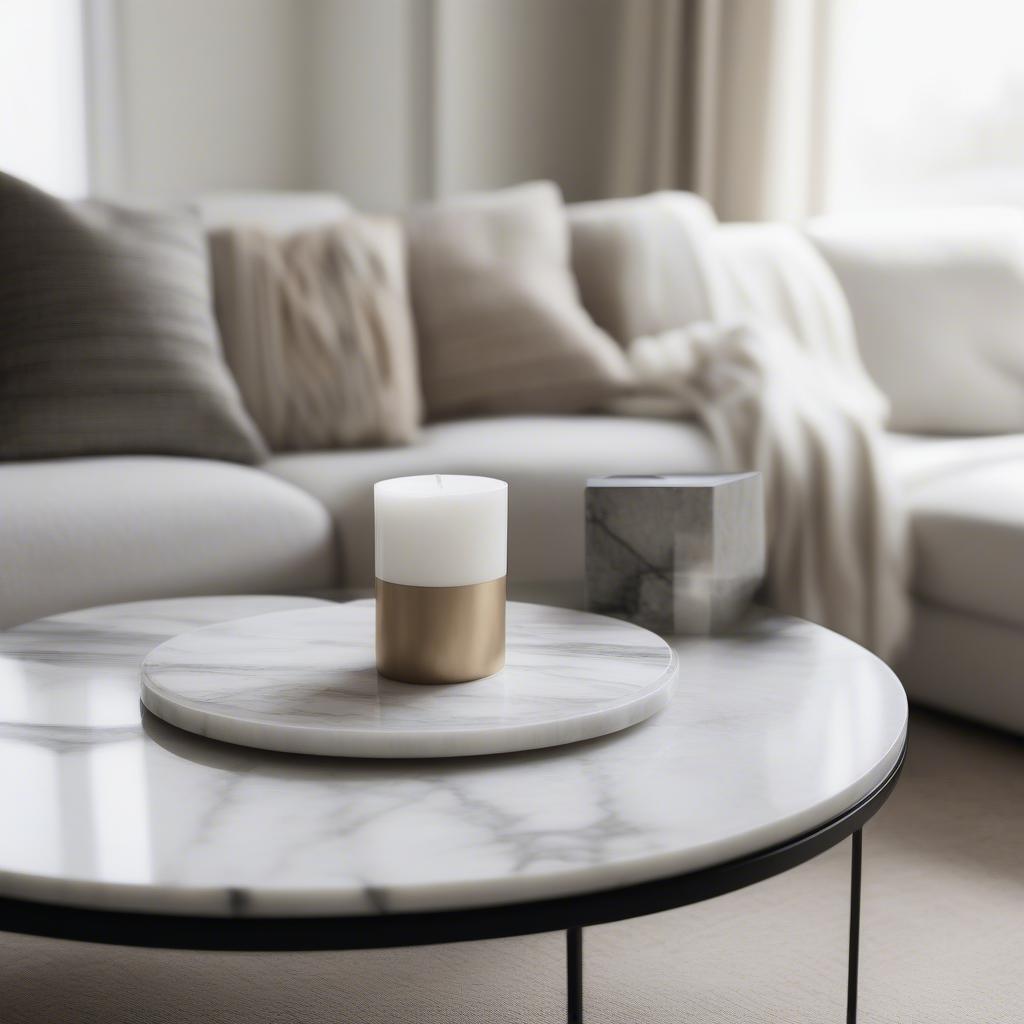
[585, 473, 765, 635]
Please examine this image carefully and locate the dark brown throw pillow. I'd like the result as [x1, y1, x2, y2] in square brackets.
[0, 171, 267, 463]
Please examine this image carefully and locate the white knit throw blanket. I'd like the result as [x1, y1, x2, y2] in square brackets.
[601, 197, 910, 657]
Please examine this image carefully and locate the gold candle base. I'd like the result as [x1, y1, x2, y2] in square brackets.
[375, 577, 506, 684]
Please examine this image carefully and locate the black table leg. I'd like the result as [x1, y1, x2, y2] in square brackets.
[567, 926, 583, 1024]
[847, 829, 863, 1024]
[565, 832, 863, 1024]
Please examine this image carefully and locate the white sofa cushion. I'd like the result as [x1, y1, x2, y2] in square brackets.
[809, 210, 1024, 435]
[0, 457, 335, 629]
[898, 602, 1024, 734]
[890, 435, 1024, 629]
[268, 415, 720, 587]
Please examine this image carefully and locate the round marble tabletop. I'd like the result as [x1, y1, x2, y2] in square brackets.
[140, 602, 677, 759]
[0, 595, 907, 919]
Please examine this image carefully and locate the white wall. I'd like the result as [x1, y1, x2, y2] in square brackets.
[435, 0, 618, 203]
[310, 0, 619, 209]
[114, 0, 312, 201]
[309, 0, 433, 211]
[93, 0, 618, 209]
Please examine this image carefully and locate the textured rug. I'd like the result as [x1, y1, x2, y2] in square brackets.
[2, 710, 1021, 1024]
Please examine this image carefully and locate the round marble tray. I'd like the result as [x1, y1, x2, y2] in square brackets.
[140, 600, 677, 758]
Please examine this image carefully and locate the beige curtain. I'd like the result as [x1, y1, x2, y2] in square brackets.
[607, 0, 837, 222]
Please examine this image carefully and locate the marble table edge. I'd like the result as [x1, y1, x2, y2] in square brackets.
[0, 720, 905, 919]
[0, 594, 909, 920]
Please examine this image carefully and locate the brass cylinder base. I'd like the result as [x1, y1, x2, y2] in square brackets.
[375, 577, 506, 684]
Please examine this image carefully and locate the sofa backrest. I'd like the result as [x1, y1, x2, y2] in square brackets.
[192, 190, 350, 234]
[809, 209, 1024, 435]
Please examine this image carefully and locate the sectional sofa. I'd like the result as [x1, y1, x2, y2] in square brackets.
[1, 193, 1021, 734]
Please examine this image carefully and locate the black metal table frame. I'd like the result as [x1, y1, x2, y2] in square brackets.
[0, 743, 904, 1023]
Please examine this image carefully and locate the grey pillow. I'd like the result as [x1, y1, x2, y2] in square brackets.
[0, 172, 267, 463]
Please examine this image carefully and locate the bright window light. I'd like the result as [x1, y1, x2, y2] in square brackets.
[828, 0, 1024, 211]
[0, 0, 88, 197]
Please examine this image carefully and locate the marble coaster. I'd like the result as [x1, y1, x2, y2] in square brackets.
[141, 600, 677, 758]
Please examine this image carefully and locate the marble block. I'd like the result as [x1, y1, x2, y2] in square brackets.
[586, 473, 765, 634]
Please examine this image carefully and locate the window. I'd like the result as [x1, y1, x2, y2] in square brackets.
[827, 0, 1024, 211]
[0, 0, 88, 197]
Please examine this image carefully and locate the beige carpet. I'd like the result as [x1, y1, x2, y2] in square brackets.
[2, 710, 1021, 1024]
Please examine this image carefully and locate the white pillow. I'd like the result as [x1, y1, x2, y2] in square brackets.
[809, 210, 1024, 435]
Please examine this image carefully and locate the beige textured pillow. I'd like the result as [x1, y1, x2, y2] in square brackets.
[209, 216, 422, 451]
[407, 182, 631, 419]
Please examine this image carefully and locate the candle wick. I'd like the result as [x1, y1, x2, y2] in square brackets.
[436, 474, 443, 489]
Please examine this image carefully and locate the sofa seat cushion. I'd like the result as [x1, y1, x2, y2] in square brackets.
[897, 601, 1024, 734]
[890, 434, 1024, 630]
[268, 415, 720, 587]
[0, 457, 335, 629]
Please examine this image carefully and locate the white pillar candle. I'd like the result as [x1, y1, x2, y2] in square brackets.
[374, 475, 508, 588]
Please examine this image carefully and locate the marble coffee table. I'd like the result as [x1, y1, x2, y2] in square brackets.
[0, 595, 907, 1024]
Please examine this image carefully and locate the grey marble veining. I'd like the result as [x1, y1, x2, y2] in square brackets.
[586, 473, 765, 634]
[141, 602, 677, 758]
[0, 594, 906, 918]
